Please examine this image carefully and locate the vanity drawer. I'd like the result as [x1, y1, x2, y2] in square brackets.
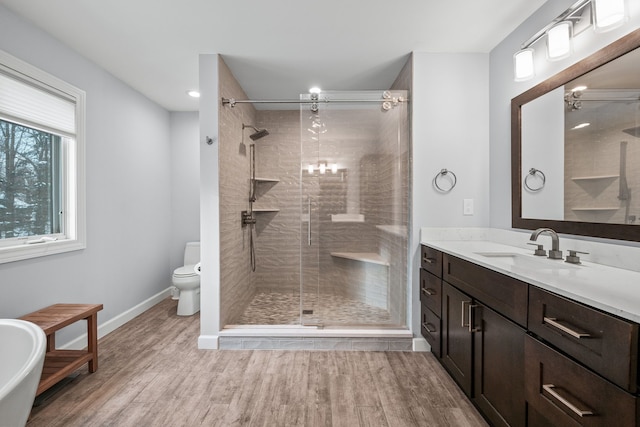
[421, 302, 441, 358]
[420, 268, 442, 317]
[421, 245, 442, 277]
[528, 286, 639, 393]
[525, 335, 638, 427]
[443, 254, 528, 327]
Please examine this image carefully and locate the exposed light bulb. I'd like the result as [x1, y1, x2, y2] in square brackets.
[307, 164, 314, 174]
[319, 163, 326, 174]
[309, 87, 322, 94]
[187, 90, 200, 98]
[331, 163, 338, 174]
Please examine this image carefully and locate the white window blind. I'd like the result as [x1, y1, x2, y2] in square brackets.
[0, 71, 76, 137]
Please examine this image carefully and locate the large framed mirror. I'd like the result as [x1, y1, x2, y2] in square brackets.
[512, 28, 640, 241]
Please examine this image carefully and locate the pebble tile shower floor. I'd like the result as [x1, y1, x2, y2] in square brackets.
[233, 291, 394, 325]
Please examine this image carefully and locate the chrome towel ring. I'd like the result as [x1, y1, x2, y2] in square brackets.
[434, 169, 457, 193]
[524, 168, 546, 192]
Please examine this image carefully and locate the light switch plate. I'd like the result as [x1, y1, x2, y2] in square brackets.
[463, 199, 474, 215]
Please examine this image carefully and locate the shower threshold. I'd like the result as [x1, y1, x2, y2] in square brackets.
[218, 326, 414, 351]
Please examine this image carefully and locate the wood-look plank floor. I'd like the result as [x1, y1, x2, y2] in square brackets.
[27, 298, 488, 427]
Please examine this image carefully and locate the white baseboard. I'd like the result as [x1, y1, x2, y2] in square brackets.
[198, 334, 219, 349]
[413, 337, 431, 352]
[61, 287, 171, 350]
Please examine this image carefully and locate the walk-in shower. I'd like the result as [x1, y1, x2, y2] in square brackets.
[220, 90, 409, 330]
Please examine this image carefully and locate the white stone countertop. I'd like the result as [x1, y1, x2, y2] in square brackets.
[420, 237, 640, 324]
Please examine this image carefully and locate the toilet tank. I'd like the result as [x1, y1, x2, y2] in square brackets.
[183, 242, 200, 265]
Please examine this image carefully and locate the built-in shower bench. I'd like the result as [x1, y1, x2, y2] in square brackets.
[20, 303, 103, 396]
[330, 252, 389, 266]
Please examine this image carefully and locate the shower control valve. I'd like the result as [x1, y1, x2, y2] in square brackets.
[241, 210, 256, 227]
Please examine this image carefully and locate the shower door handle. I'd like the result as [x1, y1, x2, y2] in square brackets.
[307, 197, 312, 246]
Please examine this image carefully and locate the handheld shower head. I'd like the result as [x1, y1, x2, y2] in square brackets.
[243, 124, 269, 141]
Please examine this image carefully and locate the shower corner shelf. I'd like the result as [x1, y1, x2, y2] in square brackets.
[252, 177, 280, 183]
[571, 174, 619, 181]
[330, 252, 389, 267]
[252, 208, 280, 213]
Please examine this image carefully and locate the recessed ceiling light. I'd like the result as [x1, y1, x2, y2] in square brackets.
[309, 87, 322, 94]
[572, 122, 590, 130]
[187, 90, 200, 98]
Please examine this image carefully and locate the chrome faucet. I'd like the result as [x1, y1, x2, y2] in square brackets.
[530, 228, 563, 259]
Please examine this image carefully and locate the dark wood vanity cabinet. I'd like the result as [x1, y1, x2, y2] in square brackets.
[420, 246, 443, 357]
[420, 245, 640, 427]
[439, 252, 527, 427]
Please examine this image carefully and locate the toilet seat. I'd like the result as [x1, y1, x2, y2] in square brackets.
[173, 265, 197, 278]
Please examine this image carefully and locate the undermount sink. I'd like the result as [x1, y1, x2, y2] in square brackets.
[473, 251, 579, 270]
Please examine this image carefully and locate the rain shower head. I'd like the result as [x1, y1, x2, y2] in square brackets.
[243, 124, 269, 141]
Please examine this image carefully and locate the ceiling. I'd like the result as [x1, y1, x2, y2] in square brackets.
[0, 0, 547, 111]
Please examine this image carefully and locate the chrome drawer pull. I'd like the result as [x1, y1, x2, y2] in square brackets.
[542, 384, 594, 417]
[422, 287, 436, 296]
[543, 317, 591, 339]
[461, 301, 470, 328]
[423, 256, 435, 264]
[422, 322, 436, 333]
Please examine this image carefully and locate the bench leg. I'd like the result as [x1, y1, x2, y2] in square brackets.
[87, 313, 98, 372]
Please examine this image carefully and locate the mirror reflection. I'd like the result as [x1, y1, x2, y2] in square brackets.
[521, 46, 640, 225]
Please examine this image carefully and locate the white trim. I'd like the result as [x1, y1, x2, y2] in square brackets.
[60, 288, 171, 350]
[413, 337, 431, 352]
[198, 334, 220, 349]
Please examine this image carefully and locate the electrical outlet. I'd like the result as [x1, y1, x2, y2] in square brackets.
[463, 199, 474, 215]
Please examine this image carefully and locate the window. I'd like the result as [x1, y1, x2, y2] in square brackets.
[0, 50, 85, 263]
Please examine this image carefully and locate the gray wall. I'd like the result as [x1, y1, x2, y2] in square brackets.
[410, 53, 491, 335]
[170, 112, 201, 270]
[0, 5, 196, 344]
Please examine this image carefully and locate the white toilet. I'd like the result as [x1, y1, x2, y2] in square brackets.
[172, 242, 200, 316]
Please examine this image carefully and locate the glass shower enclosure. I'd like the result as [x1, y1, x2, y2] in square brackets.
[299, 90, 409, 328]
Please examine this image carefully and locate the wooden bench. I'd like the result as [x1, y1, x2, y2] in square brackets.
[20, 303, 103, 396]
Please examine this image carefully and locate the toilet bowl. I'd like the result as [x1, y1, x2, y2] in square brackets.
[172, 242, 200, 316]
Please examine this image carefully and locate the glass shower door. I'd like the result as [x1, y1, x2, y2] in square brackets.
[300, 90, 409, 328]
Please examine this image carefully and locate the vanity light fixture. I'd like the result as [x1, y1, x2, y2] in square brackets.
[593, 0, 627, 32]
[331, 163, 338, 174]
[513, 0, 629, 81]
[307, 164, 314, 174]
[319, 163, 326, 174]
[514, 49, 535, 81]
[546, 21, 573, 61]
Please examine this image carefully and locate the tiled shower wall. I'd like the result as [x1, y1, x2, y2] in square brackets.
[218, 57, 257, 327]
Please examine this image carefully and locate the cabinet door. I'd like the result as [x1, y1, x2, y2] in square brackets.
[473, 303, 526, 427]
[441, 281, 473, 395]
